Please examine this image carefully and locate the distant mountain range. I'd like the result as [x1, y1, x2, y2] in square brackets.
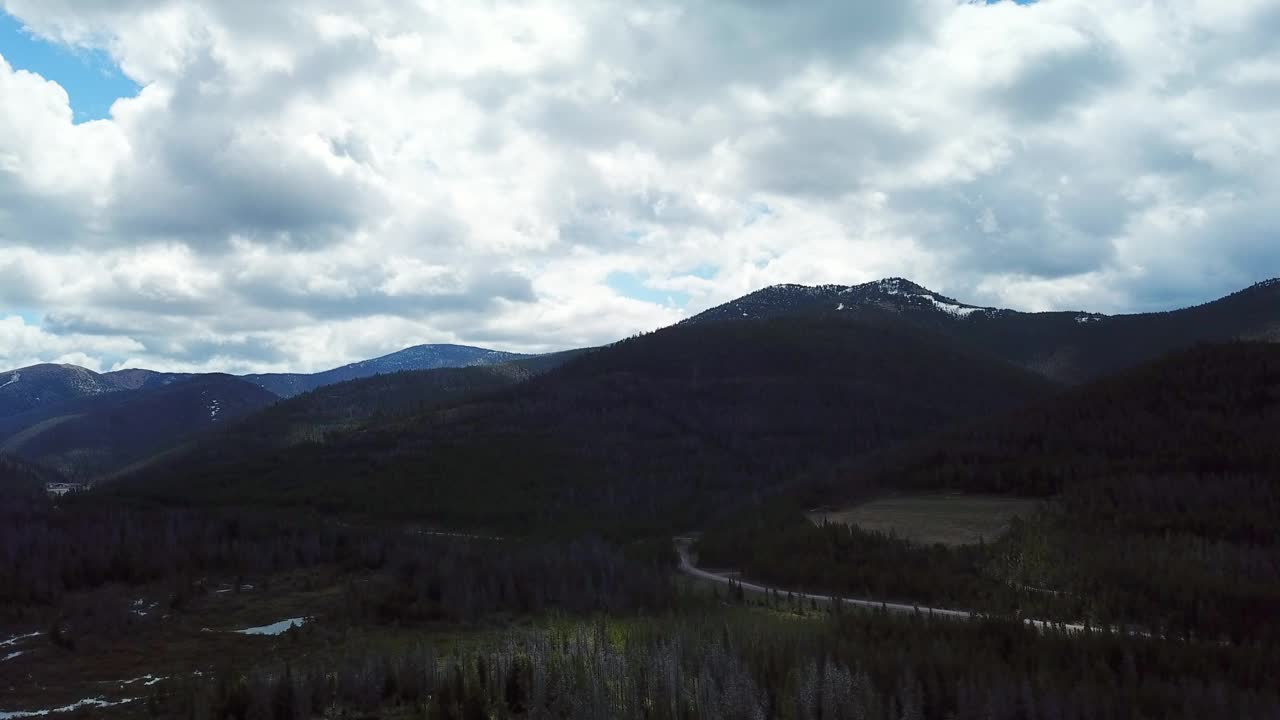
[4, 278, 1279, 485]
[0, 343, 528, 420]
[0, 343, 530, 479]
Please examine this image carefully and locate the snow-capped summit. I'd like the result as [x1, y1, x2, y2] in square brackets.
[686, 278, 997, 325]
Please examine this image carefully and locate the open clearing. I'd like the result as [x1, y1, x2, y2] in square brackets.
[808, 494, 1040, 546]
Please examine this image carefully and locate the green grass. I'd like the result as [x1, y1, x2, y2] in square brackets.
[809, 494, 1041, 546]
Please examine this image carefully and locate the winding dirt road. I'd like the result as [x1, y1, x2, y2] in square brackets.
[675, 539, 1089, 633]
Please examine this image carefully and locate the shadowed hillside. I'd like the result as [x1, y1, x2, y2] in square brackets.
[0, 375, 277, 479]
[702, 343, 1280, 642]
[113, 311, 1056, 535]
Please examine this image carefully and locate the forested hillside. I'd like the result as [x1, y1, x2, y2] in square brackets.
[117, 350, 586, 483]
[0, 375, 277, 479]
[0, 453, 62, 495]
[840, 341, 1280, 504]
[701, 343, 1280, 643]
[112, 312, 1055, 535]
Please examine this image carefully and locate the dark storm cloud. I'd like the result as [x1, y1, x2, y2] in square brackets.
[990, 38, 1126, 121]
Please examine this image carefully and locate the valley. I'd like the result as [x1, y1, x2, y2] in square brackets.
[2, 278, 1279, 718]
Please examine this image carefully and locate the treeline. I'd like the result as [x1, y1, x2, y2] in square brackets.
[0, 493, 675, 631]
[155, 610, 1280, 719]
[0, 453, 60, 494]
[695, 504, 1280, 644]
[695, 504, 1007, 613]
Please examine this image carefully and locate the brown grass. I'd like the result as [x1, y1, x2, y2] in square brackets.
[809, 494, 1041, 547]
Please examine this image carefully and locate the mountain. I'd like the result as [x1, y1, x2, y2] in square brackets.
[687, 278, 994, 323]
[243, 344, 528, 398]
[0, 363, 190, 419]
[0, 374, 277, 479]
[113, 310, 1057, 535]
[687, 277, 1280, 383]
[0, 344, 537, 477]
[100, 368, 194, 390]
[117, 350, 588, 478]
[0, 343, 529, 420]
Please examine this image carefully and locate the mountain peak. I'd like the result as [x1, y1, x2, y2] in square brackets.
[866, 277, 932, 295]
[688, 278, 992, 325]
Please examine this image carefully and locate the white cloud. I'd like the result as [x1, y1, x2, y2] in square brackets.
[0, 0, 1277, 372]
[0, 315, 144, 371]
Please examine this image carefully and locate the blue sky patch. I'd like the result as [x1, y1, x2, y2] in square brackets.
[687, 264, 718, 281]
[0, 11, 139, 123]
[744, 202, 773, 226]
[606, 271, 691, 307]
[7, 308, 43, 325]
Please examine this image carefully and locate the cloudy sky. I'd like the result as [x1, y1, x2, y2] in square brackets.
[0, 0, 1277, 373]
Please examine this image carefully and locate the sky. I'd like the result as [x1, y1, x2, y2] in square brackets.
[0, 0, 1277, 374]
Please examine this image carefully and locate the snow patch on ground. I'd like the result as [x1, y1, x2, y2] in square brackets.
[0, 697, 136, 719]
[2, 651, 24, 662]
[235, 617, 308, 636]
[214, 583, 255, 594]
[116, 674, 165, 687]
[208, 398, 221, 420]
[1075, 314, 1104, 324]
[130, 599, 160, 617]
[0, 373, 19, 390]
[0, 632, 39, 648]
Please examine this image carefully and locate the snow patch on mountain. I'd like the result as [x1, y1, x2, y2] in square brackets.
[922, 295, 985, 318]
[0, 373, 18, 390]
[687, 278, 1003, 324]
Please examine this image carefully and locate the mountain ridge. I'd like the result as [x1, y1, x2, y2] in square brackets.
[687, 276, 1280, 382]
[0, 342, 528, 418]
[242, 343, 529, 398]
